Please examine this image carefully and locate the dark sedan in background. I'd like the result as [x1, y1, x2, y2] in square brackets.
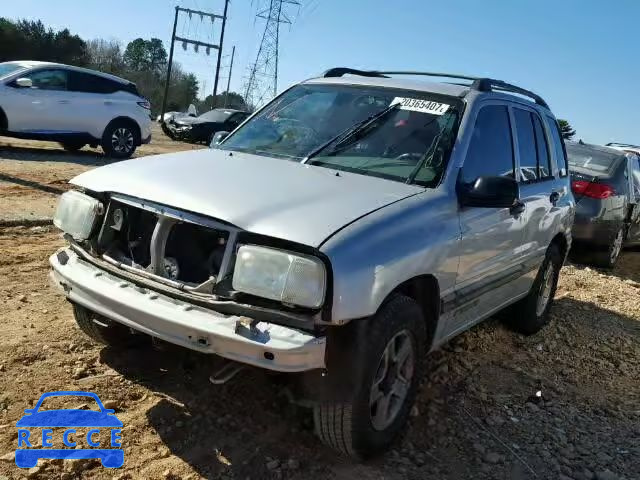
[168, 108, 249, 144]
[567, 141, 640, 268]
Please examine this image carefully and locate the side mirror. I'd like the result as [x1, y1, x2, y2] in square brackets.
[210, 131, 230, 148]
[15, 77, 33, 88]
[458, 175, 519, 209]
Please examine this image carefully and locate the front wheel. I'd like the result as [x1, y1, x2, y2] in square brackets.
[101, 121, 138, 159]
[73, 304, 147, 348]
[313, 295, 426, 458]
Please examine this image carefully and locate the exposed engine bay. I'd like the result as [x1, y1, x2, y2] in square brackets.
[95, 198, 230, 286]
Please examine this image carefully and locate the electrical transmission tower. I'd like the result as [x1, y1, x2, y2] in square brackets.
[243, 0, 300, 109]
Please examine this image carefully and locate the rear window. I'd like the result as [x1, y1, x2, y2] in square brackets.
[67, 71, 138, 95]
[566, 144, 623, 174]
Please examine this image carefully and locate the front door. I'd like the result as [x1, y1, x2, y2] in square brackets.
[4, 68, 72, 133]
[449, 103, 527, 334]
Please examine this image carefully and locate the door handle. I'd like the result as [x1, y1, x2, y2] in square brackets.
[550, 191, 560, 205]
[510, 200, 525, 215]
[58, 100, 70, 104]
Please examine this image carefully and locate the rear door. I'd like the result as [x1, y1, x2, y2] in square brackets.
[3, 68, 72, 133]
[66, 71, 122, 137]
[512, 106, 560, 267]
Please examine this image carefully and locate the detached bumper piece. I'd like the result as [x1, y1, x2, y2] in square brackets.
[50, 248, 326, 372]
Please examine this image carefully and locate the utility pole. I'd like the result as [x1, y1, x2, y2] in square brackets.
[212, 0, 230, 107]
[223, 45, 235, 108]
[161, 5, 227, 123]
[161, 6, 179, 123]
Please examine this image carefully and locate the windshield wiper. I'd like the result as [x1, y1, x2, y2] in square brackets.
[302, 102, 400, 163]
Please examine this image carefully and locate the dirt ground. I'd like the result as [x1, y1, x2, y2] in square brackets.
[0, 133, 639, 480]
[0, 124, 203, 224]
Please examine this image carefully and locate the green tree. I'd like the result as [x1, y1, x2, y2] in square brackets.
[557, 119, 576, 140]
[123, 38, 149, 71]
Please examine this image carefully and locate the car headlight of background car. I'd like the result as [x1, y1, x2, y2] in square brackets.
[53, 191, 103, 241]
[232, 245, 326, 308]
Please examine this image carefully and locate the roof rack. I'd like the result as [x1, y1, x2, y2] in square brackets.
[606, 142, 640, 149]
[321, 68, 550, 109]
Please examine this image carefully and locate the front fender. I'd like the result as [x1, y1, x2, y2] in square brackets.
[320, 191, 460, 324]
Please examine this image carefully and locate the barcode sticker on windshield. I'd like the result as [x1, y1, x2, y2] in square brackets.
[391, 97, 450, 115]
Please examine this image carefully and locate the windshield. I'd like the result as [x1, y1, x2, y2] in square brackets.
[198, 109, 234, 122]
[567, 144, 622, 174]
[221, 83, 461, 186]
[0, 63, 25, 79]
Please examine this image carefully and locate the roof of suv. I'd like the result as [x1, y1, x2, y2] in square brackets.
[305, 68, 551, 111]
[3, 60, 133, 85]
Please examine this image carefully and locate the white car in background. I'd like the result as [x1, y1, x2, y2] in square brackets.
[0, 61, 152, 159]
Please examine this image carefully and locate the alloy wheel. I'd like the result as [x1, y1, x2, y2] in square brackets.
[536, 261, 555, 317]
[111, 127, 134, 154]
[370, 330, 415, 431]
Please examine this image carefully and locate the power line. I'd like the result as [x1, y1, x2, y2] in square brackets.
[243, 0, 300, 109]
[161, 4, 228, 120]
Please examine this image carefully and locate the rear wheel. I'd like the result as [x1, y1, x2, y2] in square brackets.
[60, 141, 86, 152]
[591, 227, 624, 269]
[101, 121, 138, 159]
[73, 304, 147, 348]
[313, 295, 426, 458]
[506, 243, 563, 335]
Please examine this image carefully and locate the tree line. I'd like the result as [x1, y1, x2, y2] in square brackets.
[0, 18, 247, 115]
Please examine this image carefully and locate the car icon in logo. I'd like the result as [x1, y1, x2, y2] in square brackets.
[15, 391, 123, 468]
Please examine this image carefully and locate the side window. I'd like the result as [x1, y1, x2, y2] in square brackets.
[461, 105, 514, 184]
[68, 72, 118, 94]
[513, 108, 538, 182]
[545, 116, 568, 176]
[532, 114, 552, 178]
[24, 69, 68, 91]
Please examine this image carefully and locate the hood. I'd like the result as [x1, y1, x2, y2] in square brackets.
[173, 116, 209, 126]
[71, 149, 423, 247]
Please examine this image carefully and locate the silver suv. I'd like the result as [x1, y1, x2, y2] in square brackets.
[49, 69, 574, 458]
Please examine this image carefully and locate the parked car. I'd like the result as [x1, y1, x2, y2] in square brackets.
[157, 111, 192, 123]
[567, 141, 640, 267]
[168, 108, 249, 143]
[0, 61, 152, 158]
[49, 68, 573, 458]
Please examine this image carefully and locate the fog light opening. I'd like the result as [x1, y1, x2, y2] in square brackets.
[263, 352, 275, 361]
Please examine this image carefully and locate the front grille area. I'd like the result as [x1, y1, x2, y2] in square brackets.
[95, 196, 233, 287]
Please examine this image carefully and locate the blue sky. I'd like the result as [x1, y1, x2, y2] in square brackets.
[3, 0, 639, 144]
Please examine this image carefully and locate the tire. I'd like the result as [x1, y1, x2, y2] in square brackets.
[101, 121, 139, 159]
[72, 303, 146, 348]
[60, 141, 85, 152]
[590, 227, 624, 269]
[507, 243, 563, 335]
[313, 294, 426, 458]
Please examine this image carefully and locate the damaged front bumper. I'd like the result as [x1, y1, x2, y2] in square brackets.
[49, 247, 326, 372]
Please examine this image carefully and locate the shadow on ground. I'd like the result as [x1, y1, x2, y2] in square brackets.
[0, 143, 111, 167]
[97, 294, 640, 479]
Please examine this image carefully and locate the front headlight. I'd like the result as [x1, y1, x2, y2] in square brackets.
[232, 245, 326, 308]
[53, 191, 103, 241]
